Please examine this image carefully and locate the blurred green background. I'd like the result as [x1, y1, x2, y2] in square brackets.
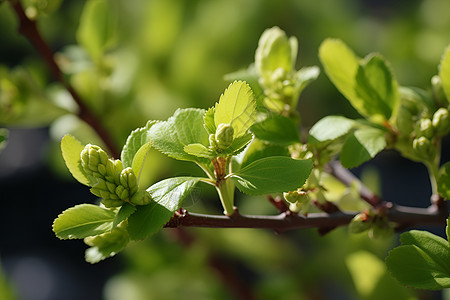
[1, 0, 450, 299]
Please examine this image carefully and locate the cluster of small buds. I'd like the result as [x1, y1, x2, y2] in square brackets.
[283, 189, 310, 215]
[209, 123, 234, 151]
[80, 144, 151, 207]
[412, 108, 450, 159]
[349, 211, 393, 239]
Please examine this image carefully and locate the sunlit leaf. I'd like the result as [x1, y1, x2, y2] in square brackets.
[214, 81, 256, 137]
[61, 134, 89, 186]
[121, 121, 155, 168]
[440, 45, 450, 101]
[309, 115, 355, 142]
[53, 204, 115, 239]
[386, 229, 450, 290]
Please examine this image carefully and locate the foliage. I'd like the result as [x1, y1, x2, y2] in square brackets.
[2, 0, 450, 298]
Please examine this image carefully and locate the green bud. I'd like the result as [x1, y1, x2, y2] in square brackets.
[115, 185, 129, 201]
[101, 198, 124, 208]
[255, 26, 296, 83]
[432, 108, 450, 136]
[368, 218, 393, 239]
[288, 200, 310, 215]
[130, 190, 153, 206]
[214, 123, 234, 150]
[415, 118, 434, 139]
[119, 167, 137, 191]
[283, 190, 308, 204]
[348, 212, 372, 234]
[431, 75, 449, 107]
[413, 136, 435, 160]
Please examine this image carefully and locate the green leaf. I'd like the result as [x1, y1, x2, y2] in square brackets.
[354, 54, 399, 121]
[60, 134, 89, 186]
[239, 139, 290, 169]
[127, 202, 172, 240]
[386, 230, 450, 290]
[230, 157, 313, 195]
[309, 115, 355, 142]
[127, 177, 201, 240]
[224, 65, 265, 109]
[148, 108, 210, 164]
[121, 121, 155, 169]
[438, 162, 450, 200]
[292, 66, 320, 106]
[440, 45, 450, 101]
[148, 177, 202, 212]
[184, 143, 214, 158]
[203, 106, 216, 135]
[77, 0, 117, 60]
[251, 115, 300, 145]
[132, 143, 152, 187]
[53, 204, 115, 239]
[84, 225, 129, 263]
[214, 81, 257, 137]
[0, 128, 8, 153]
[319, 39, 361, 111]
[113, 202, 136, 228]
[340, 128, 386, 168]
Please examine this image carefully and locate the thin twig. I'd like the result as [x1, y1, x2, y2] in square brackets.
[8, 0, 120, 158]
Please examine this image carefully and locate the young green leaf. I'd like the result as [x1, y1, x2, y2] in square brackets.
[238, 139, 290, 169]
[354, 54, 398, 121]
[147, 177, 202, 212]
[113, 202, 136, 228]
[309, 115, 355, 142]
[84, 224, 129, 263]
[223, 65, 265, 109]
[53, 204, 115, 239]
[131, 142, 152, 187]
[340, 128, 386, 168]
[61, 134, 89, 186]
[127, 177, 201, 240]
[319, 39, 361, 112]
[121, 120, 155, 169]
[251, 115, 300, 145]
[439, 45, 450, 101]
[148, 108, 210, 164]
[184, 144, 215, 158]
[214, 81, 256, 137]
[77, 0, 117, 60]
[386, 230, 450, 290]
[230, 157, 313, 195]
[203, 106, 216, 135]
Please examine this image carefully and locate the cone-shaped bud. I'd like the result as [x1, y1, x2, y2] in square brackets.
[413, 136, 436, 159]
[283, 190, 308, 204]
[119, 167, 137, 191]
[215, 123, 234, 150]
[432, 108, 450, 136]
[81, 144, 109, 176]
[130, 190, 153, 206]
[415, 118, 434, 139]
[349, 212, 372, 234]
[115, 185, 129, 201]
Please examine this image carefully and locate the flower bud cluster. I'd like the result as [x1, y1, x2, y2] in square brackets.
[80, 144, 151, 207]
[349, 212, 393, 239]
[283, 189, 310, 215]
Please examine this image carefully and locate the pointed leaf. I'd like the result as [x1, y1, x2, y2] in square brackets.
[230, 157, 313, 195]
[121, 120, 155, 168]
[214, 81, 256, 137]
[148, 177, 202, 212]
[440, 46, 450, 101]
[53, 204, 115, 239]
[61, 134, 89, 186]
[354, 54, 398, 120]
[113, 202, 136, 228]
[251, 115, 300, 145]
[309, 115, 356, 142]
[148, 108, 210, 164]
[340, 128, 386, 168]
[131, 142, 152, 187]
[184, 144, 215, 158]
[127, 177, 202, 240]
[386, 230, 450, 290]
[203, 106, 216, 135]
[224, 65, 265, 108]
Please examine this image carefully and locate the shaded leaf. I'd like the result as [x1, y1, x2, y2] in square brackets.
[251, 115, 300, 145]
[84, 225, 129, 263]
[340, 128, 386, 168]
[121, 120, 155, 168]
[53, 204, 115, 239]
[113, 202, 136, 228]
[230, 157, 313, 195]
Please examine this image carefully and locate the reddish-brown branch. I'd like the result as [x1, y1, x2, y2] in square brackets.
[166, 204, 447, 232]
[8, 0, 120, 158]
